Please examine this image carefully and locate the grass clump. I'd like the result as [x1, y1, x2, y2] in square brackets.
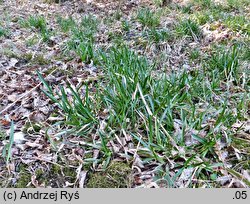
[208, 45, 240, 84]
[179, 4, 194, 14]
[37, 71, 97, 135]
[226, 0, 250, 10]
[121, 20, 130, 32]
[2, 122, 14, 165]
[153, 0, 164, 7]
[189, 48, 200, 61]
[25, 36, 39, 47]
[80, 15, 98, 32]
[143, 28, 170, 43]
[136, 7, 161, 28]
[100, 46, 152, 129]
[87, 162, 132, 188]
[57, 16, 76, 33]
[223, 15, 250, 35]
[192, 11, 211, 25]
[20, 15, 47, 31]
[192, 0, 213, 9]
[0, 26, 9, 38]
[62, 15, 99, 64]
[175, 19, 201, 40]
[19, 15, 51, 42]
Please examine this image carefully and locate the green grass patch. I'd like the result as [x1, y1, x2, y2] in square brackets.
[34, 7, 250, 187]
[61, 15, 99, 63]
[192, 0, 213, 9]
[37, 71, 97, 135]
[226, 0, 250, 10]
[56, 16, 76, 33]
[189, 48, 200, 61]
[175, 19, 202, 40]
[223, 15, 250, 35]
[0, 26, 9, 37]
[136, 7, 161, 28]
[208, 45, 241, 84]
[192, 11, 211, 25]
[121, 20, 130, 32]
[19, 15, 47, 30]
[143, 28, 171, 43]
[80, 15, 98, 32]
[19, 15, 51, 42]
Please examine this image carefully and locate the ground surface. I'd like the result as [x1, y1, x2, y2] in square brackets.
[0, 0, 249, 188]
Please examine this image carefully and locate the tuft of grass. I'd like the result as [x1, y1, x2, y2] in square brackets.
[2, 121, 14, 165]
[121, 20, 130, 32]
[37, 12, 250, 187]
[226, 0, 250, 10]
[136, 7, 161, 28]
[192, 11, 211, 25]
[0, 26, 9, 37]
[223, 15, 250, 35]
[107, 31, 124, 46]
[143, 28, 170, 43]
[80, 15, 98, 32]
[38, 41, 250, 186]
[19, 15, 51, 42]
[62, 14, 99, 64]
[175, 19, 202, 40]
[20, 15, 47, 30]
[25, 36, 39, 47]
[208, 45, 240, 84]
[153, 0, 164, 7]
[193, 0, 213, 9]
[189, 48, 200, 61]
[180, 4, 193, 14]
[99, 46, 152, 129]
[73, 38, 96, 64]
[56, 16, 76, 33]
[37, 71, 97, 135]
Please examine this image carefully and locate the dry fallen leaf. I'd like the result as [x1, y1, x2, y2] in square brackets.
[13, 132, 26, 144]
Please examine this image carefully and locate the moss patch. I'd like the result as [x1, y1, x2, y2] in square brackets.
[33, 54, 50, 65]
[87, 162, 133, 188]
[48, 164, 77, 187]
[8, 163, 77, 187]
[15, 164, 32, 188]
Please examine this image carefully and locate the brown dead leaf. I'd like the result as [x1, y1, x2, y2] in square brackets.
[25, 141, 43, 149]
[0, 119, 10, 126]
